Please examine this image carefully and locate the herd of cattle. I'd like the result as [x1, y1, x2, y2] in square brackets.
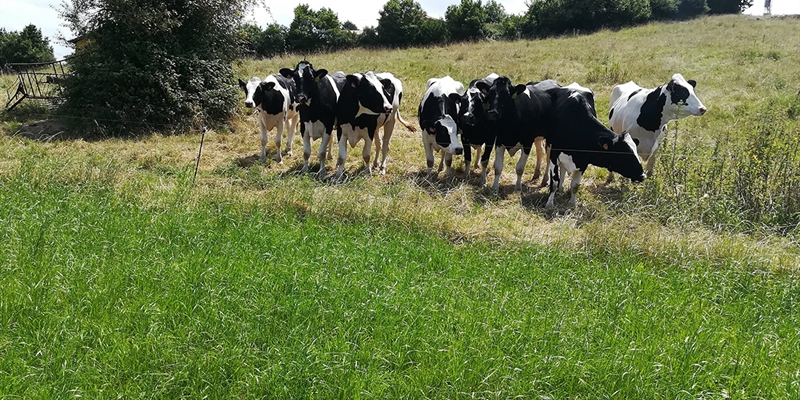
[238, 61, 707, 208]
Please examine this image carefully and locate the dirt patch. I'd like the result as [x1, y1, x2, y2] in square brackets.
[16, 119, 70, 142]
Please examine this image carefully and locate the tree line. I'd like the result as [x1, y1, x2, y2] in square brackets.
[0, 25, 55, 67]
[241, 0, 753, 58]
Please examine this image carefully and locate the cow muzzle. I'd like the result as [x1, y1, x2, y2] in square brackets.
[244, 101, 255, 108]
[296, 95, 307, 105]
[633, 173, 646, 183]
[486, 110, 498, 121]
[696, 106, 707, 116]
[384, 105, 394, 113]
[453, 147, 464, 155]
[462, 114, 475, 125]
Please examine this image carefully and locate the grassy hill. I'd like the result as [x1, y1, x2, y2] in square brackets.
[1, 14, 799, 398]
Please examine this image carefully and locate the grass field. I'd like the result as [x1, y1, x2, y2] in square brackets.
[1, 14, 800, 398]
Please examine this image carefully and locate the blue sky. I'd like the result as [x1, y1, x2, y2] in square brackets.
[0, 0, 796, 60]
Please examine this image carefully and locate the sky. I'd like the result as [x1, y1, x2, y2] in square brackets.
[0, 0, 797, 60]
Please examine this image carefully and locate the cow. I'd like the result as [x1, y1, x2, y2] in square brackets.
[607, 73, 707, 178]
[279, 61, 347, 175]
[335, 71, 416, 178]
[544, 85, 646, 208]
[458, 73, 498, 185]
[418, 76, 465, 177]
[238, 75, 299, 163]
[478, 77, 557, 192]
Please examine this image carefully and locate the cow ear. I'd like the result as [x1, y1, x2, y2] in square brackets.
[261, 82, 276, 91]
[633, 138, 640, 146]
[667, 80, 675, 92]
[279, 68, 293, 79]
[475, 81, 490, 94]
[314, 69, 328, 82]
[598, 136, 613, 150]
[448, 93, 462, 106]
[687, 79, 697, 88]
[380, 78, 394, 91]
[346, 74, 360, 88]
[512, 84, 526, 99]
[238, 79, 247, 91]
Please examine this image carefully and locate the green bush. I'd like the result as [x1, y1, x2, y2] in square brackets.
[57, 0, 246, 134]
[0, 25, 55, 65]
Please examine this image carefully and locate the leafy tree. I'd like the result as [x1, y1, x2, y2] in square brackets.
[239, 23, 264, 57]
[419, 18, 449, 46]
[677, 0, 709, 18]
[286, 5, 352, 53]
[484, 0, 507, 24]
[0, 25, 56, 65]
[524, 0, 650, 37]
[57, 0, 247, 133]
[376, 0, 427, 47]
[259, 24, 288, 58]
[707, 0, 752, 14]
[650, 0, 680, 19]
[446, 0, 488, 42]
[358, 26, 380, 47]
[342, 20, 358, 30]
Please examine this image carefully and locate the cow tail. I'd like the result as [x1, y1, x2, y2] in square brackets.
[396, 111, 417, 133]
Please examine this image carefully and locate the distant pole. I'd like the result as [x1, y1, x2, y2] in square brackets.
[193, 127, 207, 185]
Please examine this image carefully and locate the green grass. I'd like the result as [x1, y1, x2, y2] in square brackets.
[1, 171, 798, 398]
[2, 15, 800, 398]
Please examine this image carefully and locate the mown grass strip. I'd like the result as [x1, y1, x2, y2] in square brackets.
[0, 176, 798, 399]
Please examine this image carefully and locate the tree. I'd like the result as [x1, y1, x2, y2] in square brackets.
[650, 0, 680, 19]
[342, 20, 358, 30]
[707, 0, 752, 14]
[677, 0, 709, 18]
[286, 5, 353, 53]
[0, 25, 56, 65]
[376, 0, 427, 47]
[259, 24, 288, 58]
[446, 0, 488, 42]
[524, 0, 650, 37]
[57, 0, 248, 133]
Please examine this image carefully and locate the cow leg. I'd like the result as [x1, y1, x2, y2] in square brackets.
[545, 160, 559, 209]
[644, 152, 657, 176]
[568, 170, 584, 207]
[437, 150, 445, 173]
[531, 137, 546, 183]
[301, 126, 311, 173]
[473, 146, 482, 170]
[362, 136, 373, 175]
[273, 117, 285, 163]
[378, 121, 395, 175]
[326, 134, 334, 160]
[285, 113, 297, 157]
[492, 146, 505, 192]
[318, 132, 331, 176]
[541, 143, 551, 187]
[515, 148, 531, 192]
[423, 138, 435, 176]
[479, 144, 493, 187]
[464, 146, 472, 180]
[258, 113, 269, 163]
[444, 152, 454, 179]
[336, 133, 348, 179]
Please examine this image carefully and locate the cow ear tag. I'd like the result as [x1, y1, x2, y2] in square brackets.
[602, 143, 609, 150]
[483, 103, 490, 111]
[511, 93, 518, 100]
[315, 76, 321, 82]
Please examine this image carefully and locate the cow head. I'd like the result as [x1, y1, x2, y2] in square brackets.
[280, 61, 327, 106]
[565, 82, 597, 117]
[460, 87, 486, 126]
[598, 131, 646, 183]
[347, 71, 394, 115]
[422, 94, 464, 155]
[239, 77, 263, 109]
[480, 77, 526, 121]
[664, 73, 707, 118]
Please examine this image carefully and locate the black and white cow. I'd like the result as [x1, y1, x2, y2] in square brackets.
[418, 76, 465, 177]
[238, 74, 299, 163]
[335, 71, 416, 178]
[608, 73, 707, 176]
[459, 73, 498, 185]
[279, 61, 347, 175]
[478, 77, 556, 191]
[545, 85, 646, 208]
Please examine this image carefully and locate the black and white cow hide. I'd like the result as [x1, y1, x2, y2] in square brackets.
[418, 76, 465, 177]
[280, 61, 346, 175]
[335, 71, 416, 177]
[458, 73, 498, 185]
[238, 74, 299, 163]
[608, 73, 707, 177]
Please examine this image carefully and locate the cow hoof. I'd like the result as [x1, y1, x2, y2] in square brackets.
[258, 156, 266, 164]
[300, 165, 309, 173]
[545, 201, 555, 209]
[273, 155, 283, 163]
[285, 150, 293, 157]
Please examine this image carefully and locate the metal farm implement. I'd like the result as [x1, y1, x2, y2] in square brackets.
[4, 58, 70, 111]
